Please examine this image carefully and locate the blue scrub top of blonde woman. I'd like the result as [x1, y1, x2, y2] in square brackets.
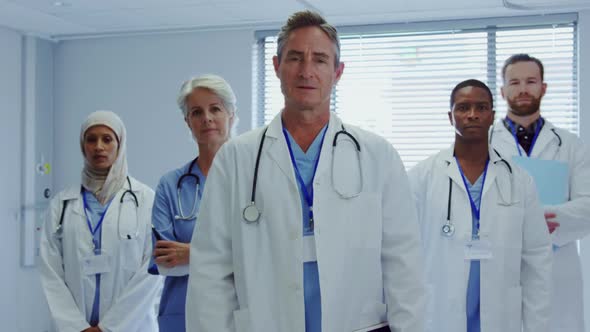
[149, 159, 205, 331]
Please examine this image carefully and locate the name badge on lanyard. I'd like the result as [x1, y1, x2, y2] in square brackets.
[81, 190, 113, 275]
[303, 235, 317, 263]
[456, 157, 493, 261]
[464, 236, 493, 260]
[82, 252, 112, 275]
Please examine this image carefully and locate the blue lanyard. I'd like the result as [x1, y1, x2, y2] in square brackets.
[282, 126, 328, 231]
[455, 157, 489, 234]
[82, 190, 113, 252]
[505, 117, 542, 157]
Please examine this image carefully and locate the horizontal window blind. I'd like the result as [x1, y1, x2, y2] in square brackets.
[255, 18, 577, 168]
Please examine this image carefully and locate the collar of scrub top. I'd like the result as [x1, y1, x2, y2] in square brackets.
[504, 116, 544, 157]
[82, 189, 114, 254]
[282, 124, 328, 232]
[261, 111, 344, 195]
[455, 156, 489, 237]
[441, 146, 512, 227]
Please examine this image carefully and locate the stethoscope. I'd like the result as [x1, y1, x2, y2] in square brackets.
[489, 117, 562, 156]
[442, 149, 514, 237]
[175, 157, 201, 221]
[242, 124, 362, 224]
[55, 176, 140, 240]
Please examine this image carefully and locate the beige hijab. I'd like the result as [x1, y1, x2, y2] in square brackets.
[80, 110, 128, 204]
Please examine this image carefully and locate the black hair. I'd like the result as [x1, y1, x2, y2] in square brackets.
[450, 79, 493, 110]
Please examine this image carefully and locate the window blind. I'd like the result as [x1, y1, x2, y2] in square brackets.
[254, 16, 577, 168]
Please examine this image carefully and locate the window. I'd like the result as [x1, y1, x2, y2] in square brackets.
[254, 14, 578, 168]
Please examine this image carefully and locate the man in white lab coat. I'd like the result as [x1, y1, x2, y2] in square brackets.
[409, 79, 552, 332]
[185, 10, 425, 332]
[490, 53, 590, 332]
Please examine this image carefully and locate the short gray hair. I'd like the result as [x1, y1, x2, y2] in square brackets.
[177, 74, 239, 136]
[276, 10, 341, 68]
[177, 74, 237, 118]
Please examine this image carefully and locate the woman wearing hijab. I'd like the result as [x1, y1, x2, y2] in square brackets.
[149, 74, 238, 332]
[40, 110, 159, 332]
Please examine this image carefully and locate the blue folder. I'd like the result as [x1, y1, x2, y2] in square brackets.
[511, 156, 568, 205]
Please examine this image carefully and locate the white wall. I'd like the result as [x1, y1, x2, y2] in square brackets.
[577, 9, 590, 332]
[0, 27, 53, 332]
[0, 24, 23, 332]
[53, 28, 255, 190]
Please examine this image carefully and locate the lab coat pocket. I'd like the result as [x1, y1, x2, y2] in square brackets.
[346, 192, 382, 249]
[504, 286, 523, 332]
[117, 202, 140, 240]
[233, 307, 252, 332]
[121, 238, 142, 272]
[358, 302, 387, 330]
[494, 205, 524, 247]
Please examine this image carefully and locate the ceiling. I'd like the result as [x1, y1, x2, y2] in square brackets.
[0, 0, 588, 40]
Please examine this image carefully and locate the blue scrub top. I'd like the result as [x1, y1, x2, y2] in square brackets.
[284, 126, 327, 332]
[83, 192, 109, 327]
[466, 174, 484, 332]
[149, 159, 205, 332]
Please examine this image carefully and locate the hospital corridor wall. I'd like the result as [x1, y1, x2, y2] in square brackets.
[1, 9, 590, 332]
[0, 26, 54, 332]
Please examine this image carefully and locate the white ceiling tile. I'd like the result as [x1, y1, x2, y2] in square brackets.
[222, 0, 305, 24]
[0, 1, 94, 36]
[55, 10, 161, 30]
[4, 0, 234, 14]
[0, 0, 586, 39]
[131, 4, 236, 28]
[309, 0, 500, 17]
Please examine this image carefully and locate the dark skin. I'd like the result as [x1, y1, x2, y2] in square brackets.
[448, 86, 495, 184]
[450, 85, 559, 233]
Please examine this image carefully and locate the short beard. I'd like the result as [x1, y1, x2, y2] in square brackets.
[507, 95, 542, 116]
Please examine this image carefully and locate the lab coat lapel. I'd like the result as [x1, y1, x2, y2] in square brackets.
[441, 146, 467, 194]
[265, 113, 299, 191]
[529, 120, 556, 158]
[444, 145, 499, 198]
[313, 112, 341, 184]
[491, 119, 520, 155]
[482, 148, 499, 199]
[62, 185, 85, 218]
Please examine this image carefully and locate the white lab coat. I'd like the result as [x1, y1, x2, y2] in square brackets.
[408, 146, 552, 332]
[39, 176, 160, 332]
[491, 119, 590, 332]
[186, 112, 425, 332]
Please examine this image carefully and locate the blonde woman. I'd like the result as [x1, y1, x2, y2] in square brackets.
[149, 74, 237, 332]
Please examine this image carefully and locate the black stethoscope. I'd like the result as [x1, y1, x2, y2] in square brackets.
[175, 157, 201, 221]
[242, 124, 361, 224]
[55, 176, 139, 239]
[442, 149, 513, 237]
[489, 118, 562, 153]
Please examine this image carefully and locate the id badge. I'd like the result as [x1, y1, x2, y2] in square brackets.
[464, 237, 492, 260]
[82, 251, 112, 275]
[303, 235, 317, 263]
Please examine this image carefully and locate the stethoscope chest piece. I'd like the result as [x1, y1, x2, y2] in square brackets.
[442, 223, 455, 237]
[243, 202, 261, 224]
